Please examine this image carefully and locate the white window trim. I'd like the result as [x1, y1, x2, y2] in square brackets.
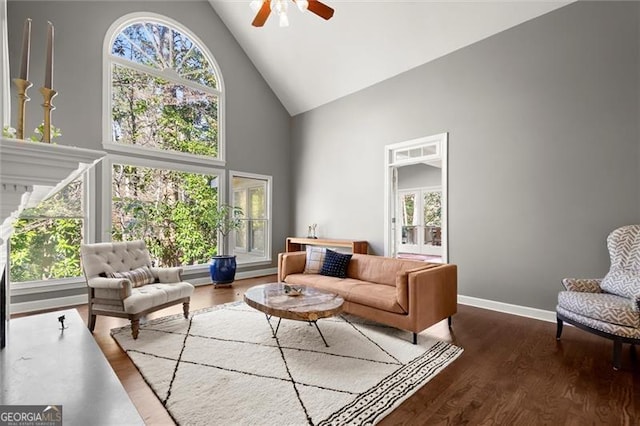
[10, 168, 95, 292]
[229, 170, 272, 266]
[102, 12, 226, 164]
[101, 142, 225, 169]
[102, 154, 225, 273]
[399, 185, 442, 194]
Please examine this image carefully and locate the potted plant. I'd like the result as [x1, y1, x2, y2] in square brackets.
[208, 203, 244, 286]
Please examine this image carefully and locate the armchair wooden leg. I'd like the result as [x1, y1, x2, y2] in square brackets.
[448, 316, 452, 328]
[613, 339, 622, 370]
[131, 319, 140, 340]
[556, 317, 563, 340]
[183, 302, 190, 319]
[412, 332, 417, 345]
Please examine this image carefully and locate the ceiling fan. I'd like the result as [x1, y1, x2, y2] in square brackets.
[250, 0, 335, 27]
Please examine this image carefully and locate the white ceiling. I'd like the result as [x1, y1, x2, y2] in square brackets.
[209, 1, 572, 116]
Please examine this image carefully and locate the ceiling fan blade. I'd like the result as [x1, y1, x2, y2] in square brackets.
[307, 0, 334, 20]
[252, 1, 271, 27]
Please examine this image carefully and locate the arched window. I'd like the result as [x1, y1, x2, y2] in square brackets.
[102, 14, 227, 269]
[104, 13, 224, 164]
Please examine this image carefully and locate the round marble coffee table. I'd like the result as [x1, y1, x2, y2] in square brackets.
[244, 282, 344, 347]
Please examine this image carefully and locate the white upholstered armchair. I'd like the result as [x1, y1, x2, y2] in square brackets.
[81, 240, 194, 339]
[556, 225, 640, 370]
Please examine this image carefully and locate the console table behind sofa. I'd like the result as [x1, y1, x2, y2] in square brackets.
[286, 237, 368, 254]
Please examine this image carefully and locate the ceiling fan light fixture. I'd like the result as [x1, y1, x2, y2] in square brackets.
[249, 0, 263, 13]
[251, 0, 332, 27]
[270, 0, 287, 14]
[278, 11, 290, 27]
[296, 0, 309, 12]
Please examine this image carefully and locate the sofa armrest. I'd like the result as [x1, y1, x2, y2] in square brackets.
[396, 265, 438, 312]
[87, 277, 132, 300]
[150, 267, 183, 283]
[408, 264, 457, 331]
[278, 251, 306, 282]
[561, 278, 603, 293]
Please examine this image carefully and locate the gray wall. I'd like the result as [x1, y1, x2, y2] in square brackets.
[291, 1, 640, 311]
[397, 164, 441, 190]
[7, 1, 290, 303]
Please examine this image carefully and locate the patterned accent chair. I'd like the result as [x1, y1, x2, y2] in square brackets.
[556, 225, 640, 370]
[81, 240, 194, 339]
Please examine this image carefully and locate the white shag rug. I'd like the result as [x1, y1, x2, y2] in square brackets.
[111, 302, 463, 426]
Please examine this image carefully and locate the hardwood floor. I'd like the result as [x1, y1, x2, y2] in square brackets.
[15, 275, 640, 425]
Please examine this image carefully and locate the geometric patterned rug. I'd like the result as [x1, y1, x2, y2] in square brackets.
[111, 302, 463, 425]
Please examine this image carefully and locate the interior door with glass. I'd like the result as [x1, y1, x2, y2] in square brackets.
[421, 189, 442, 256]
[398, 188, 442, 257]
[398, 190, 420, 254]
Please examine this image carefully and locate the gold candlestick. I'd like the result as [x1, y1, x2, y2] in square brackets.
[13, 78, 33, 140]
[39, 87, 57, 143]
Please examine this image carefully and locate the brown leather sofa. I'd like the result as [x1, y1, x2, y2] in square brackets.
[278, 251, 457, 343]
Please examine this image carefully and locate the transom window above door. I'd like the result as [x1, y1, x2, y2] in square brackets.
[104, 13, 225, 165]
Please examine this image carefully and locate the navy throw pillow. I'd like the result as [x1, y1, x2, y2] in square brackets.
[319, 249, 352, 278]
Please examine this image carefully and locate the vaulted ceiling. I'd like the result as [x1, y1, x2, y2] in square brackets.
[209, 1, 572, 116]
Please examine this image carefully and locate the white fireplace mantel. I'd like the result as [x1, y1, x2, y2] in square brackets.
[0, 137, 106, 245]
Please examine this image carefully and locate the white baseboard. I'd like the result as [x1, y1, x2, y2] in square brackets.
[189, 267, 278, 286]
[458, 294, 556, 323]
[11, 295, 88, 315]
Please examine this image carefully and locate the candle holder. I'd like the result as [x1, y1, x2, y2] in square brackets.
[39, 87, 58, 143]
[12, 78, 33, 140]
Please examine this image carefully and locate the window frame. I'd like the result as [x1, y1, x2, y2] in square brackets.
[102, 154, 226, 273]
[229, 170, 272, 266]
[9, 168, 96, 293]
[102, 12, 226, 167]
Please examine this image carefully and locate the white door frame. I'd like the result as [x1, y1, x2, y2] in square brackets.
[384, 133, 448, 262]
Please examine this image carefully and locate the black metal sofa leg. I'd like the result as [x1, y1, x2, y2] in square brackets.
[613, 339, 622, 370]
[556, 317, 563, 340]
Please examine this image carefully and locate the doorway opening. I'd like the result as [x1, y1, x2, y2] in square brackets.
[384, 133, 448, 263]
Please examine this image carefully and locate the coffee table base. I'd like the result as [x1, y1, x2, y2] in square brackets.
[266, 314, 330, 347]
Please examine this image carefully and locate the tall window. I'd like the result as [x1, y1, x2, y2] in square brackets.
[105, 14, 224, 163]
[103, 14, 227, 269]
[9, 174, 88, 284]
[231, 172, 272, 265]
[110, 159, 221, 267]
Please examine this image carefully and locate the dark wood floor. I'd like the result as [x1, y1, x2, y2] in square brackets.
[15, 274, 640, 425]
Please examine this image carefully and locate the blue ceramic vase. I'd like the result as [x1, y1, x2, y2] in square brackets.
[209, 255, 237, 285]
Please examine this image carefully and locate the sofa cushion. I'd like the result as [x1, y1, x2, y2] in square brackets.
[600, 225, 640, 299]
[284, 274, 363, 297]
[283, 274, 405, 314]
[557, 291, 639, 328]
[557, 306, 640, 339]
[81, 240, 152, 279]
[346, 283, 405, 314]
[347, 254, 430, 286]
[303, 246, 326, 274]
[320, 249, 352, 278]
[107, 266, 155, 288]
[123, 282, 194, 314]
